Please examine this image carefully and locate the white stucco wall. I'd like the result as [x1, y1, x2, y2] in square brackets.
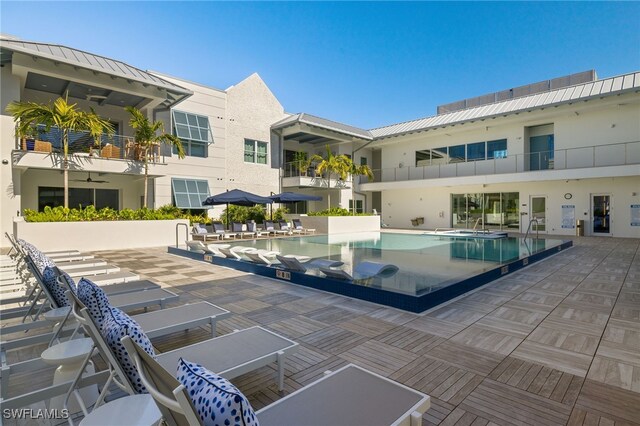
[380, 176, 640, 238]
[226, 73, 284, 196]
[148, 73, 228, 214]
[1, 65, 23, 250]
[14, 219, 189, 251]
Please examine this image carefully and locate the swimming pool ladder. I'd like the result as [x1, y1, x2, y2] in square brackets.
[472, 218, 484, 235]
[524, 218, 539, 240]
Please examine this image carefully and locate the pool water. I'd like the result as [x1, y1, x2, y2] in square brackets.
[219, 232, 566, 297]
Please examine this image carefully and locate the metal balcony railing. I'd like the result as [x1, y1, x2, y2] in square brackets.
[368, 141, 640, 183]
[16, 125, 170, 163]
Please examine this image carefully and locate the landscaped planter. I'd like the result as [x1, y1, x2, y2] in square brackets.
[294, 215, 380, 234]
[13, 218, 189, 252]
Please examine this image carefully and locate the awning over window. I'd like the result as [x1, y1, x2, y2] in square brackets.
[171, 178, 211, 209]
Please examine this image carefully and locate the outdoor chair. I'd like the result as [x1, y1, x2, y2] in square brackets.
[212, 222, 239, 239]
[185, 240, 215, 254]
[191, 224, 221, 242]
[245, 249, 281, 266]
[0, 265, 178, 368]
[246, 220, 269, 238]
[232, 221, 257, 239]
[319, 261, 399, 283]
[278, 220, 294, 234]
[123, 337, 431, 426]
[292, 218, 315, 234]
[2, 278, 232, 420]
[275, 255, 343, 273]
[264, 220, 288, 236]
[217, 246, 257, 260]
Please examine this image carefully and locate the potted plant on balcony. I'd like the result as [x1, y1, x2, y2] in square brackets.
[310, 145, 352, 209]
[125, 106, 185, 208]
[7, 94, 113, 208]
[293, 151, 311, 176]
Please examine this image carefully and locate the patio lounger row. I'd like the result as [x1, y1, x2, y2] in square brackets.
[56, 288, 299, 423]
[124, 337, 430, 426]
[319, 261, 400, 282]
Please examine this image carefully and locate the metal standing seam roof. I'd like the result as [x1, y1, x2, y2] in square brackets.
[272, 113, 373, 140]
[0, 38, 192, 96]
[369, 71, 640, 139]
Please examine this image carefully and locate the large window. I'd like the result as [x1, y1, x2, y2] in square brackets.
[38, 187, 119, 211]
[415, 139, 508, 166]
[172, 110, 212, 158]
[244, 139, 268, 164]
[451, 192, 519, 230]
[171, 178, 211, 209]
[487, 139, 507, 159]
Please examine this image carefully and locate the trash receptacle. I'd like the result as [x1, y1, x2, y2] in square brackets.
[576, 220, 584, 236]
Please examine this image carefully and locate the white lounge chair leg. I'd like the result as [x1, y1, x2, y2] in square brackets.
[410, 410, 422, 426]
[277, 351, 285, 391]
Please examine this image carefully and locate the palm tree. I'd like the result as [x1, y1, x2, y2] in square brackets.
[310, 145, 353, 209]
[6, 95, 114, 208]
[350, 163, 374, 215]
[126, 106, 185, 208]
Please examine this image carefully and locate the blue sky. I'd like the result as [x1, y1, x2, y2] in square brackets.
[1, 2, 639, 129]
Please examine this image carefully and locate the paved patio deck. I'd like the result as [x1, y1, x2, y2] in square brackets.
[3, 235, 639, 425]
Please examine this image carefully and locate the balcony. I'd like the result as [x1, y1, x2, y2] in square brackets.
[366, 141, 640, 185]
[281, 162, 351, 189]
[15, 126, 169, 161]
[12, 127, 170, 175]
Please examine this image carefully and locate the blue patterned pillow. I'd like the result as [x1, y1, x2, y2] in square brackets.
[19, 240, 55, 274]
[77, 278, 111, 329]
[41, 266, 76, 307]
[101, 307, 155, 394]
[177, 358, 258, 426]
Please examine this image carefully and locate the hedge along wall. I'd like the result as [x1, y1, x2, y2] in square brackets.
[14, 219, 190, 252]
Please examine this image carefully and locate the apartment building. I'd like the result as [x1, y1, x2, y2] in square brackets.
[1, 36, 638, 243]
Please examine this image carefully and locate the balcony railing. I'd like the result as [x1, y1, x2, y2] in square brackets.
[368, 141, 640, 183]
[16, 126, 169, 163]
[282, 162, 353, 188]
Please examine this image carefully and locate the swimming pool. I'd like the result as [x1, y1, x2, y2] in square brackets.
[171, 232, 572, 312]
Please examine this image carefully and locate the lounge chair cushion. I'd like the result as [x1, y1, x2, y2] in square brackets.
[102, 307, 155, 394]
[19, 239, 55, 273]
[42, 266, 76, 307]
[194, 224, 209, 235]
[77, 277, 111, 329]
[177, 358, 258, 426]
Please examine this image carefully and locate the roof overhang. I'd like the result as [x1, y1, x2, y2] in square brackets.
[1, 38, 192, 109]
[272, 113, 373, 145]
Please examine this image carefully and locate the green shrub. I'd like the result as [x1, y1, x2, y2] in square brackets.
[22, 204, 209, 223]
[307, 207, 371, 216]
[220, 205, 270, 226]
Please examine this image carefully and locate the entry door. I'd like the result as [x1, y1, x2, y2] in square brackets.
[592, 194, 611, 235]
[529, 196, 547, 233]
[529, 135, 554, 170]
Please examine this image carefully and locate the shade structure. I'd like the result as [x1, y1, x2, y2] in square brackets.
[268, 192, 322, 203]
[202, 189, 273, 228]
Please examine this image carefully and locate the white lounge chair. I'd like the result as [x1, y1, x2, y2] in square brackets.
[246, 221, 269, 237]
[185, 240, 215, 254]
[191, 224, 221, 242]
[123, 338, 431, 426]
[292, 218, 315, 235]
[320, 261, 399, 282]
[245, 250, 280, 266]
[264, 220, 288, 236]
[217, 246, 257, 260]
[212, 222, 239, 239]
[232, 222, 257, 239]
[275, 255, 343, 273]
